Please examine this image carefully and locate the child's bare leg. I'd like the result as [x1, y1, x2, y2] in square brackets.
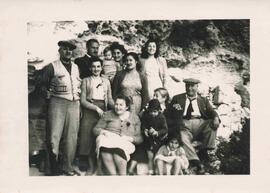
[128, 159, 137, 174]
[147, 150, 154, 174]
[156, 159, 165, 175]
[171, 157, 181, 175]
[100, 152, 117, 175]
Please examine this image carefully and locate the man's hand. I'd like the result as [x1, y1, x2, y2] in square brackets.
[211, 117, 220, 130]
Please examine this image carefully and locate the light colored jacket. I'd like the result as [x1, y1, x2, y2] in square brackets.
[140, 56, 169, 89]
[50, 60, 81, 101]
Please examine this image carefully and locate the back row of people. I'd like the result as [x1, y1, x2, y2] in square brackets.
[39, 37, 220, 176]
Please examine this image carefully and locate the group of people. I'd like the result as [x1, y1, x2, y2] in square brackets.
[38, 36, 220, 176]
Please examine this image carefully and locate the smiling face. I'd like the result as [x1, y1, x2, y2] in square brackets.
[113, 49, 123, 62]
[90, 61, 102, 76]
[125, 55, 137, 70]
[59, 46, 73, 61]
[185, 83, 198, 97]
[147, 42, 157, 56]
[153, 91, 165, 104]
[87, 42, 99, 57]
[104, 50, 112, 60]
[168, 138, 180, 151]
[114, 98, 128, 115]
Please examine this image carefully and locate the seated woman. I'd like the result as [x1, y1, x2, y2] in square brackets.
[93, 95, 143, 175]
[79, 56, 114, 175]
[112, 52, 149, 114]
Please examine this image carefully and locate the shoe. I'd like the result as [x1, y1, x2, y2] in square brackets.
[62, 170, 81, 176]
[196, 164, 206, 175]
[85, 170, 95, 176]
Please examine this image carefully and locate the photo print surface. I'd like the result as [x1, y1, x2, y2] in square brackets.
[28, 20, 250, 176]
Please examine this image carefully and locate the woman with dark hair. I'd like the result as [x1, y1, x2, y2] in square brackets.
[112, 52, 149, 114]
[78, 56, 114, 175]
[110, 42, 127, 71]
[140, 37, 169, 99]
[93, 95, 143, 175]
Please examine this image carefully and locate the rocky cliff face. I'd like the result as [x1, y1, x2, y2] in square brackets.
[28, 20, 250, 142]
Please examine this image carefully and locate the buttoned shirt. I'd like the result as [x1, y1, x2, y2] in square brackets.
[183, 94, 201, 117]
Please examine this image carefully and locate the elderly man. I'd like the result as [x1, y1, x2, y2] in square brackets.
[167, 78, 220, 174]
[40, 40, 81, 175]
[75, 38, 100, 79]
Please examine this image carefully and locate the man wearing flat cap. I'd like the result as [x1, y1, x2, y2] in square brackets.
[167, 78, 220, 174]
[39, 40, 81, 175]
[75, 38, 100, 79]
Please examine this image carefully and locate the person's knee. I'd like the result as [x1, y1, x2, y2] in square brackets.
[173, 157, 181, 166]
[156, 159, 163, 166]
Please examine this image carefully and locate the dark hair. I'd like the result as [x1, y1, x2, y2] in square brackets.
[86, 38, 99, 48]
[103, 46, 112, 56]
[114, 94, 131, 111]
[110, 42, 127, 55]
[167, 134, 183, 146]
[123, 52, 142, 71]
[141, 38, 160, 59]
[89, 56, 103, 75]
[154, 87, 170, 108]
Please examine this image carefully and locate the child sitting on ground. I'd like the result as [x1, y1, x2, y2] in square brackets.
[154, 135, 189, 175]
[102, 46, 119, 83]
[141, 99, 168, 175]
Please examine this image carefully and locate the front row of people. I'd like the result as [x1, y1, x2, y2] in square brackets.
[40, 40, 220, 176]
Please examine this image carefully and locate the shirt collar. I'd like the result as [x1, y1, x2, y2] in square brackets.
[186, 94, 197, 101]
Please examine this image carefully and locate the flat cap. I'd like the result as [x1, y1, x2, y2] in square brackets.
[58, 40, 76, 50]
[183, 78, 200, 84]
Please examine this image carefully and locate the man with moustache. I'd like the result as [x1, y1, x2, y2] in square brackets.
[167, 78, 220, 174]
[40, 40, 81, 176]
[75, 38, 100, 79]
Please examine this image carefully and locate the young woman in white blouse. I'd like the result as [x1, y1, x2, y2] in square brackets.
[140, 37, 169, 100]
[78, 57, 114, 175]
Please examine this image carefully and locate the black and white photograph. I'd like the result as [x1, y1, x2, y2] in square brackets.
[28, 20, 250, 176]
[1, 1, 270, 193]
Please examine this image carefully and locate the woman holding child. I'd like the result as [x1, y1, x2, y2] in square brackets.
[110, 42, 127, 71]
[112, 52, 149, 114]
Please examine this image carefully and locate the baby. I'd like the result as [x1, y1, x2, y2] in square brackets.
[102, 46, 118, 83]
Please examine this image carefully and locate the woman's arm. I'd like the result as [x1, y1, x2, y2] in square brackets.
[80, 79, 100, 111]
[105, 78, 114, 109]
[93, 112, 109, 136]
[140, 73, 150, 107]
[159, 57, 169, 88]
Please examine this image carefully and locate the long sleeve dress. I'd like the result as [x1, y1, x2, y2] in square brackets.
[93, 110, 143, 161]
